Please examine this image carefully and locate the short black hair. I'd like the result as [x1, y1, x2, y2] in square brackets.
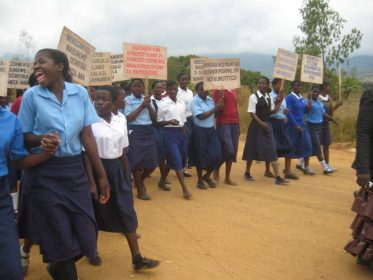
[120, 80, 131, 91]
[258, 76, 270, 85]
[195, 81, 203, 91]
[177, 72, 188, 81]
[130, 78, 145, 88]
[28, 73, 38, 87]
[291, 80, 301, 87]
[151, 80, 163, 90]
[272, 78, 282, 87]
[97, 85, 118, 102]
[166, 80, 178, 89]
[311, 84, 320, 91]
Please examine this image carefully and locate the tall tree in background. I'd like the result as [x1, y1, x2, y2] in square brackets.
[293, 0, 363, 66]
[12, 30, 36, 61]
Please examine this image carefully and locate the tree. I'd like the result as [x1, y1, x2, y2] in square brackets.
[293, 0, 363, 65]
[12, 30, 36, 61]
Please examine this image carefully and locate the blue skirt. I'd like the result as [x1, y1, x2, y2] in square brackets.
[285, 123, 312, 158]
[162, 128, 188, 171]
[189, 126, 222, 169]
[0, 176, 23, 279]
[154, 126, 166, 160]
[127, 125, 158, 170]
[24, 155, 97, 263]
[242, 121, 277, 162]
[270, 118, 293, 157]
[216, 123, 240, 163]
[93, 158, 138, 233]
[320, 121, 331, 146]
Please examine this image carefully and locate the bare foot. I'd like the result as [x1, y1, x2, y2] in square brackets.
[224, 178, 238, 186]
[212, 170, 220, 182]
[183, 191, 192, 200]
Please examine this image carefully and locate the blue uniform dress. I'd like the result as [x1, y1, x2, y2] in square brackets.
[306, 99, 325, 157]
[151, 97, 166, 161]
[0, 108, 29, 280]
[269, 91, 293, 157]
[189, 95, 221, 169]
[18, 82, 99, 263]
[124, 93, 158, 170]
[285, 93, 312, 158]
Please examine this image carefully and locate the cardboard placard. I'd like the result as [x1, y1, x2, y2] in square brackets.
[202, 58, 240, 90]
[89, 52, 112, 86]
[272, 48, 299, 81]
[0, 60, 10, 96]
[7, 60, 33, 89]
[123, 43, 167, 80]
[58, 26, 95, 86]
[190, 57, 206, 84]
[301, 54, 323, 84]
[110, 53, 125, 82]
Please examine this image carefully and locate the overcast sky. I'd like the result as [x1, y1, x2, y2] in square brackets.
[0, 0, 372, 59]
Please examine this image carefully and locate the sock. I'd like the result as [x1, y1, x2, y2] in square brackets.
[297, 158, 304, 167]
[320, 160, 328, 170]
[275, 176, 281, 180]
[11, 192, 18, 211]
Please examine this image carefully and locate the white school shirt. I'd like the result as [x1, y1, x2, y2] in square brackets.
[177, 87, 194, 118]
[157, 96, 187, 127]
[91, 113, 129, 159]
[247, 91, 274, 113]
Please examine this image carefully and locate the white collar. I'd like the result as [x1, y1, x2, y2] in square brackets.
[256, 91, 269, 98]
[291, 92, 303, 100]
[318, 94, 329, 101]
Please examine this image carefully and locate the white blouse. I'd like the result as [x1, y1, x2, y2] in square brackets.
[157, 96, 187, 127]
[91, 113, 129, 159]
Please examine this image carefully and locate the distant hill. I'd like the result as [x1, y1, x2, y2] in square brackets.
[207, 52, 373, 81]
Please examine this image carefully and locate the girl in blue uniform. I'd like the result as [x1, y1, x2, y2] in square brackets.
[18, 48, 110, 280]
[306, 85, 337, 174]
[124, 79, 158, 200]
[285, 80, 313, 175]
[189, 82, 222, 189]
[0, 106, 58, 280]
[84, 86, 159, 271]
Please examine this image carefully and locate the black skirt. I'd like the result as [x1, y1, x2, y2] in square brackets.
[242, 120, 277, 162]
[24, 155, 97, 263]
[93, 158, 138, 234]
[189, 126, 222, 169]
[270, 118, 293, 157]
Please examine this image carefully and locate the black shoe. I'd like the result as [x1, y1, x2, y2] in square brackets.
[132, 254, 160, 271]
[183, 170, 192, 177]
[284, 173, 299, 180]
[275, 176, 289, 185]
[88, 254, 102, 266]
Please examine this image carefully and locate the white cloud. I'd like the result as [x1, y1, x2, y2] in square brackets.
[0, 0, 371, 60]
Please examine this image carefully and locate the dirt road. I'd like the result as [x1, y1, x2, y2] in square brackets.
[25, 146, 372, 280]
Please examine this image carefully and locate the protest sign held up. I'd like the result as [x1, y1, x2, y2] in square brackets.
[123, 43, 167, 80]
[58, 26, 95, 86]
[190, 57, 207, 84]
[7, 60, 33, 89]
[0, 60, 10, 96]
[272, 48, 299, 81]
[90, 52, 112, 86]
[110, 53, 125, 82]
[301, 54, 323, 84]
[202, 58, 240, 91]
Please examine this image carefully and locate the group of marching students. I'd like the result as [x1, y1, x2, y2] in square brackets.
[5, 47, 369, 280]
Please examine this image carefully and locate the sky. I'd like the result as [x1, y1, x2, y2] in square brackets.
[0, 0, 372, 59]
